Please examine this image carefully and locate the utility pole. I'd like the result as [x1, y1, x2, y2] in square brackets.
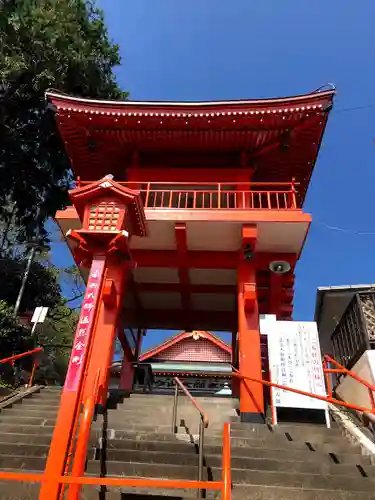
[13, 189, 46, 318]
[13, 243, 37, 318]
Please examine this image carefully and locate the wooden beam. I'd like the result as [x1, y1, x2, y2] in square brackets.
[269, 272, 283, 317]
[175, 223, 191, 319]
[131, 250, 297, 271]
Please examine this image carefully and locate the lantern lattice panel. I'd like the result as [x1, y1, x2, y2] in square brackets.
[87, 200, 123, 231]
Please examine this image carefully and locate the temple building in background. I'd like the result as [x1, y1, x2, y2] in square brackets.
[139, 330, 232, 394]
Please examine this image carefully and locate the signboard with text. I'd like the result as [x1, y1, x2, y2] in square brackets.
[268, 321, 327, 410]
[64, 257, 105, 392]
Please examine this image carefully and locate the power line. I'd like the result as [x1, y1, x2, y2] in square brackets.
[334, 103, 375, 114]
[315, 220, 375, 236]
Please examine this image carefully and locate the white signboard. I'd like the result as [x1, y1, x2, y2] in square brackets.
[259, 314, 277, 337]
[31, 306, 48, 324]
[268, 321, 328, 413]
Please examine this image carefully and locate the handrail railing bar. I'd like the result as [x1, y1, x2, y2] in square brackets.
[222, 422, 231, 500]
[172, 377, 210, 498]
[0, 347, 42, 364]
[0, 471, 223, 489]
[77, 180, 300, 187]
[27, 360, 38, 388]
[67, 369, 101, 500]
[173, 377, 209, 427]
[233, 372, 375, 414]
[324, 354, 375, 392]
[171, 383, 178, 433]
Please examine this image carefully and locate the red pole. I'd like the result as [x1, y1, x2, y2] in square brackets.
[38, 256, 106, 500]
[323, 358, 332, 398]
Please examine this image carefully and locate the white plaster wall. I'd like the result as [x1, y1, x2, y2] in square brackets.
[336, 351, 375, 409]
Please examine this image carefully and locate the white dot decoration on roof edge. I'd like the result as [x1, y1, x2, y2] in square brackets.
[56, 104, 327, 120]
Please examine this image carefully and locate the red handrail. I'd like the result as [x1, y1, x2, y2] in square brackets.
[66, 370, 100, 500]
[231, 367, 375, 416]
[0, 347, 42, 365]
[324, 354, 375, 412]
[0, 347, 42, 389]
[77, 180, 299, 187]
[222, 422, 231, 500]
[324, 354, 375, 391]
[173, 376, 209, 427]
[73, 180, 298, 211]
[0, 471, 223, 489]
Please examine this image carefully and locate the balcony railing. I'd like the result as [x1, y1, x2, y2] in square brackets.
[76, 180, 299, 210]
[331, 291, 375, 377]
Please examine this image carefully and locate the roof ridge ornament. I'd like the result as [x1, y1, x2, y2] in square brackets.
[99, 174, 114, 188]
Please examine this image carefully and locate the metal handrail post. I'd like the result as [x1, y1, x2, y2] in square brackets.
[198, 417, 205, 498]
[171, 384, 178, 433]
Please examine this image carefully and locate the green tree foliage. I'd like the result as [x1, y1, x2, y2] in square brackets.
[0, 0, 127, 242]
[0, 255, 61, 311]
[0, 258, 83, 384]
[0, 300, 31, 355]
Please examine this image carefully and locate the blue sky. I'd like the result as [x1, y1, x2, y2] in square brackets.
[54, 1, 375, 350]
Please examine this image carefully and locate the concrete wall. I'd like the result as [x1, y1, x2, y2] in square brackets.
[336, 350, 375, 409]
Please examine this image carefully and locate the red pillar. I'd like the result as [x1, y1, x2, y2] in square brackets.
[237, 226, 264, 423]
[231, 331, 240, 397]
[83, 254, 128, 407]
[39, 256, 106, 500]
[119, 351, 134, 391]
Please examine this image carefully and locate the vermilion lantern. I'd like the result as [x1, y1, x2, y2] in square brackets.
[66, 176, 147, 266]
[85, 198, 124, 232]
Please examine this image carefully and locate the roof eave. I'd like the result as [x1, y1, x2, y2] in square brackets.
[45, 88, 335, 113]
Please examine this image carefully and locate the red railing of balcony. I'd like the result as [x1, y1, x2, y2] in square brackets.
[76, 179, 299, 211]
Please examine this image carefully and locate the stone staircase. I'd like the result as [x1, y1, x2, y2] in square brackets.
[0, 387, 374, 499]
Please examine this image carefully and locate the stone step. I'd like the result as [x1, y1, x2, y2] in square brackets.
[0, 455, 46, 471]
[92, 423, 223, 434]
[0, 482, 373, 500]
[87, 461, 375, 491]
[231, 486, 375, 500]
[98, 429, 361, 454]
[0, 443, 50, 458]
[98, 447, 373, 477]
[229, 428, 350, 445]
[1, 408, 58, 419]
[0, 481, 217, 500]
[0, 434, 52, 446]
[3, 442, 367, 479]
[109, 409, 234, 420]
[29, 392, 61, 401]
[231, 422, 342, 436]
[0, 415, 56, 427]
[229, 436, 359, 454]
[106, 439, 371, 465]
[12, 401, 61, 410]
[0, 424, 55, 435]
[104, 414, 233, 425]
[102, 438, 371, 466]
[85, 485, 375, 500]
[128, 394, 235, 403]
